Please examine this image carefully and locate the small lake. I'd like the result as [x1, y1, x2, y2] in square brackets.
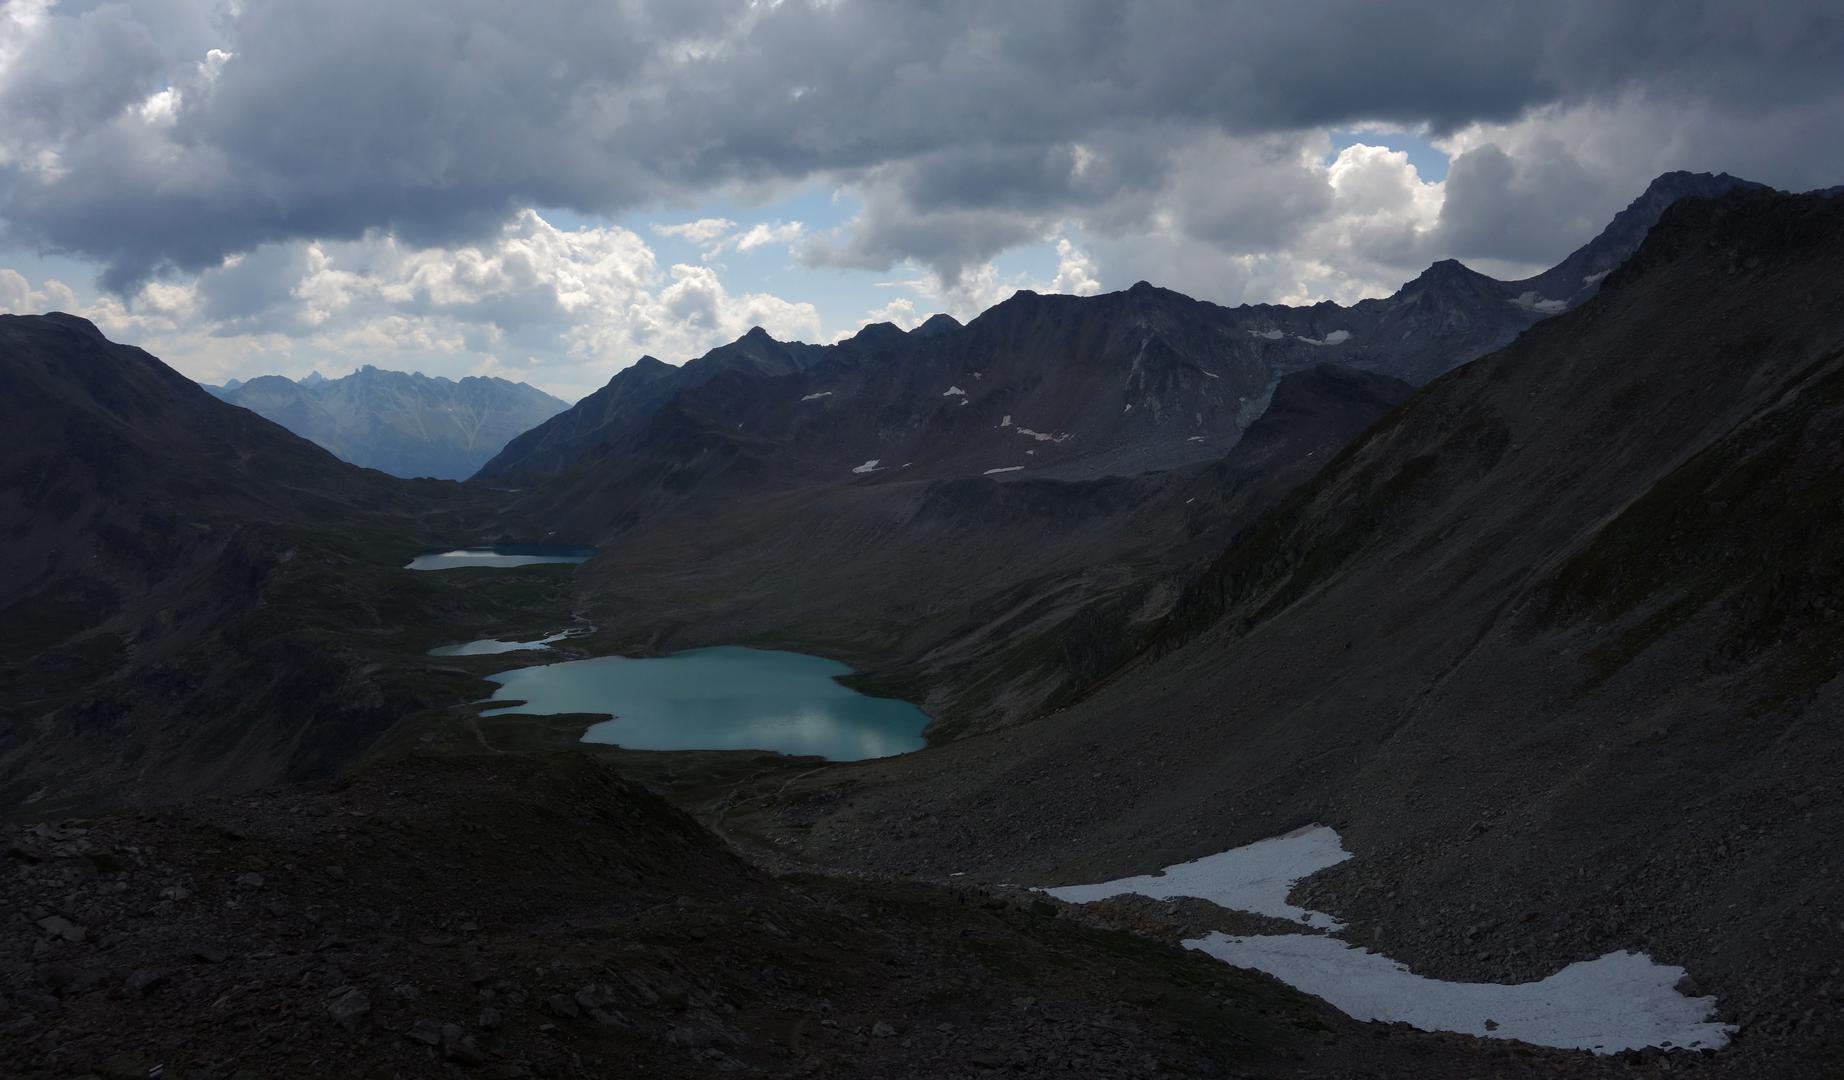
[481, 645, 929, 761]
[405, 545, 596, 570]
[429, 627, 590, 656]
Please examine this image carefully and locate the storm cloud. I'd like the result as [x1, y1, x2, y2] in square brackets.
[3, 0, 1842, 288]
[3, 0, 1843, 396]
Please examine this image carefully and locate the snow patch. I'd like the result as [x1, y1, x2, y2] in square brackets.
[1000, 414, 1012, 428]
[1510, 291, 1567, 315]
[1016, 427, 1070, 444]
[1041, 826, 1735, 1055]
[1043, 825, 1350, 929]
[1188, 935, 1733, 1054]
[943, 385, 966, 397]
[1186, 435, 1205, 442]
[1583, 270, 1610, 287]
[851, 459, 881, 474]
[1297, 330, 1351, 346]
[1123, 403, 1133, 413]
[983, 466, 1024, 475]
[1201, 370, 1220, 379]
[1248, 329, 1284, 341]
[800, 391, 833, 402]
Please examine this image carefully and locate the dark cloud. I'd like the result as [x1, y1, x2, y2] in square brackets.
[3, 0, 1842, 289]
[1435, 143, 1609, 265]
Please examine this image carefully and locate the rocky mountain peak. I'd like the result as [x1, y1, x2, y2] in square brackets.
[1407, 259, 1492, 289]
[849, 321, 909, 347]
[913, 313, 962, 337]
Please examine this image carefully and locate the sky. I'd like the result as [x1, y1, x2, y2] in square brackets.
[1, 2, 1841, 402]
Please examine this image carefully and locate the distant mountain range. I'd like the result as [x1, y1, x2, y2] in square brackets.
[477, 171, 1763, 503]
[206, 366, 567, 480]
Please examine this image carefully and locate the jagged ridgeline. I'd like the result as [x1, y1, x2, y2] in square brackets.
[208, 366, 568, 480]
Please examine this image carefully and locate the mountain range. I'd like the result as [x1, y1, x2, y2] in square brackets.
[475, 171, 1764, 503]
[3, 174, 1842, 1077]
[207, 366, 568, 480]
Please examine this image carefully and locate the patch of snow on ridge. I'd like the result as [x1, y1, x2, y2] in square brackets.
[1583, 270, 1610, 287]
[1510, 291, 1567, 314]
[1188, 935, 1734, 1054]
[801, 391, 832, 401]
[851, 459, 881, 474]
[983, 466, 1024, 475]
[943, 385, 966, 397]
[1297, 330, 1351, 346]
[1016, 428, 1070, 443]
[1000, 414, 1012, 427]
[1043, 825, 1350, 929]
[1248, 328, 1284, 340]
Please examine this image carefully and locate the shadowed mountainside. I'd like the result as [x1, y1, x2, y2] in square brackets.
[753, 188, 1844, 1076]
[554, 360, 1412, 737]
[0, 314, 524, 813]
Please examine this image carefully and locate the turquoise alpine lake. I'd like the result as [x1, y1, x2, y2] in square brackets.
[405, 545, 596, 570]
[481, 646, 929, 761]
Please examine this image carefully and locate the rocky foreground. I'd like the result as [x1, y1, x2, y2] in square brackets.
[0, 748, 1731, 1080]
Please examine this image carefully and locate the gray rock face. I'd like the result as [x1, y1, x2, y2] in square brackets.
[210, 365, 568, 480]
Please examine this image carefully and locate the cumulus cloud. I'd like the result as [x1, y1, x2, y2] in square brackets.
[1049, 237, 1102, 297]
[734, 220, 804, 251]
[652, 217, 805, 260]
[652, 218, 738, 258]
[0, 267, 77, 314]
[4, 1, 1844, 389]
[2, 210, 824, 400]
[2, 0, 1840, 291]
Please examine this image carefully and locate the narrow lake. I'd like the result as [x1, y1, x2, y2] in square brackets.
[405, 545, 596, 570]
[428, 627, 590, 656]
[480, 645, 929, 760]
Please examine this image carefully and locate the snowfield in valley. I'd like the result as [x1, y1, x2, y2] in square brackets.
[1040, 825, 1734, 1054]
[1044, 825, 1350, 928]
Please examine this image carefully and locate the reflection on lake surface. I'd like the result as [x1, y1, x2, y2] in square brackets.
[481, 645, 929, 761]
[405, 545, 596, 570]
